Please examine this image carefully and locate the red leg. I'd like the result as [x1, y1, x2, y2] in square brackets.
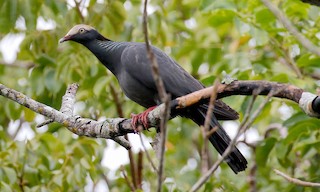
[131, 106, 157, 133]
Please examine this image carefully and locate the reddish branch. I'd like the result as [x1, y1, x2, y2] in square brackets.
[176, 80, 303, 107]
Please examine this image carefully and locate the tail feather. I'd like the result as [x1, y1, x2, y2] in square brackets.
[187, 105, 248, 174]
[207, 123, 248, 173]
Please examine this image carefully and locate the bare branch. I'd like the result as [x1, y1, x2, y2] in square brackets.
[139, 133, 158, 173]
[0, 80, 319, 151]
[248, 164, 257, 192]
[190, 88, 276, 191]
[120, 165, 136, 191]
[73, 0, 85, 23]
[110, 84, 138, 188]
[261, 0, 320, 56]
[37, 83, 79, 127]
[0, 82, 131, 149]
[274, 169, 320, 187]
[142, 0, 171, 191]
[201, 79, 219, 173]
[137, 150, 143, 189]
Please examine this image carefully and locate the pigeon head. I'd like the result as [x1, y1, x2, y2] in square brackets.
[59, 24, 108, 44]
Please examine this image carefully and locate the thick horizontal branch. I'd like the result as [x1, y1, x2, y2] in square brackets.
[0, 80, 319, 149]
[175, 80, 320, 118]
[0, 83, 131, 149]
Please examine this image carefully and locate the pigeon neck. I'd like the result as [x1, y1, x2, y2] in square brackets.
[84, 40, 124, 75]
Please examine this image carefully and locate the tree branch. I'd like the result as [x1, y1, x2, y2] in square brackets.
[201, 79, 219, 173]
[261, 0, 320, 56]
[143, 0, 171, 191]
[190, 87, 277, 191]
[0, 82, 131, 149]
[274, 169, 320, 187]
[110, 84, 138, 189]
[0, 80, 319, 150]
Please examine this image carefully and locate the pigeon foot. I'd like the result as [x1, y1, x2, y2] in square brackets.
[131, 106, 157, 133]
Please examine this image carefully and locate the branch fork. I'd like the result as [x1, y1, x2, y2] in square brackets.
[1, 80, 320, 149]
[0, 81, 320, 149]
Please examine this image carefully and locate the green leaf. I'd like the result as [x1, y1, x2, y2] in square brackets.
[255, 8, 275, 29]
[276, 142, 293, 168]
[53, 173, 63, 186]
[256, 137, 277, 167]
[24, 166, 40, 185]
[250, 27, 269, 46]
[80, 158, 91, 169]
[44, 68, 62, 94]
[208, 9, 236, 27]
[2, 167, 17, 184]
[24, 108, 36, 122]
[270, 73, 289, 83]
[93, 76, 108, 96]
[36, 54, 56, 67]
[296, 54, 320, 67]
[283, 112, 310, 128]
[284, 119, 320, 144]
[0, 181, 13, 192]
[5, 101, 21, 120]
[0, 0, 18, 33]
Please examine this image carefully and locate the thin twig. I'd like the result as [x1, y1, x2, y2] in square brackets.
[73, 0, 85, 22]
[239, 94, 257, 129]
[248, 164, 257, 192]
[137, 150, 143, 189]
[142, 1, 167, 100]
[157, 95, 170, 191]
[120, 165, 136, 191]
[261, 0, 320, 56]
[201, 79, 220, 173]
[17, 143, 28, 192]
[110, 84, 138, 188]
[269, 38, 302, 78]
[37, 83, 79, 128]
[274, 169, 320, 187]
[143, 0, 170, 191]
[190, 89, 276, 191]
[97, 164, 111, 187]
[139, 133, 158, 173]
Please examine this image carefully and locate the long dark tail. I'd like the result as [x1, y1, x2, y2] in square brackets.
[186, 105, 248, 174]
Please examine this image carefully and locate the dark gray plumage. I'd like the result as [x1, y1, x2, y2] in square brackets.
[60, 24, 247, 173]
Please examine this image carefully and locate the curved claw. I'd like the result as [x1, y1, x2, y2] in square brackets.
[130, 106, 157, 133]
[131, 113, 141, 133]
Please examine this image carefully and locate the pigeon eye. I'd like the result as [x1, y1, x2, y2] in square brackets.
[79, 28, 85, 33]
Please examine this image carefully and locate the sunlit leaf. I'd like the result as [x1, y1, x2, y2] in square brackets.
[256, 137, 277, 167]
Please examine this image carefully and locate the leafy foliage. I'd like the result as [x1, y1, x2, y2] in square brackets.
[0, 0, 320, 191]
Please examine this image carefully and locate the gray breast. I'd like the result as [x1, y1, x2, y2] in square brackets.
[117, 70, 158, 108]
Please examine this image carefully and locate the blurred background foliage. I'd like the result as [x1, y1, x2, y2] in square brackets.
[0, 0, 320, 191]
